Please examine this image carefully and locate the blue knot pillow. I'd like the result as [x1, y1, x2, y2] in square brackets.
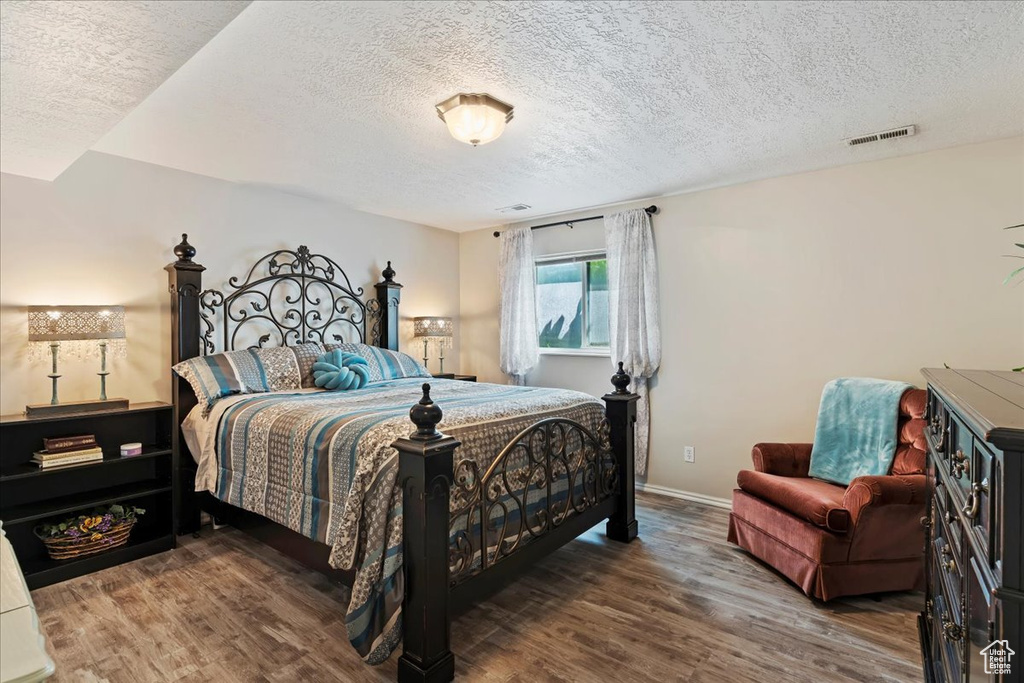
[312, 350, 370, 391]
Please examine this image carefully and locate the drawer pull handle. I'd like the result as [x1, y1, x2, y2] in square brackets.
[943, 558, 956, 573]
[942, 617, 963, 642]
[940, 544, 952, 559]
[962, 479, 988, 520]
[920, 515, 931, 529]
[945, 510, 956, 526]
[928, 418, 947, 451]
[951, 449, 968, 479]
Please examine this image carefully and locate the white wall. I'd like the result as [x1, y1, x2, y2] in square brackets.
[0, 152, 460, 415]
[460, 137, 1024, 502]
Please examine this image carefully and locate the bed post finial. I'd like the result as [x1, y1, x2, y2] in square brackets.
[381, 260, 396, 283]
[174, 233, 197, 264]
[611, 361, 631, 394]
[393, 385, 459, 683]
[409, 383, 443, 441]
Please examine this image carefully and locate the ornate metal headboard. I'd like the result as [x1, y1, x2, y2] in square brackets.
[167, 234, 402, 360]
[196, 244, 379, 353]
[166, 234, 401, 406]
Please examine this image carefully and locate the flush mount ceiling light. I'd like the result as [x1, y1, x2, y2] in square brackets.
[435, 93, 514, 146]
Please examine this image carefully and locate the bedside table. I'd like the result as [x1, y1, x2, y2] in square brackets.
[431, 373, 477, 382]
[0, 402, 175, 590]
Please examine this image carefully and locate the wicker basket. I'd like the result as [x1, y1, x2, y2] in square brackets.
[37, 518, 136, 561]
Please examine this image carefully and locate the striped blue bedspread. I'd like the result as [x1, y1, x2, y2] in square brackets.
[194, 378, 606, 664]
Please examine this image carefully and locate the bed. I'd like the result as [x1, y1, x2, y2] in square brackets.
[166, 236, 639, 683]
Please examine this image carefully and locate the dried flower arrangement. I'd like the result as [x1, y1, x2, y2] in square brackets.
[35, 504, 145, 560]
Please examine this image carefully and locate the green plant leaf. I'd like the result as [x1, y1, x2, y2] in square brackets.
[1003, 265, 1024, 284]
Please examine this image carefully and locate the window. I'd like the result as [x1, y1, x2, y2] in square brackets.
[535, 252, 609, 353]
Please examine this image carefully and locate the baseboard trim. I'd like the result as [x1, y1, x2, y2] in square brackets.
[637, 483, 732, 510]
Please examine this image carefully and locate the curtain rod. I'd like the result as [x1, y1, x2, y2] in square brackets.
[492, 205, 658, 238]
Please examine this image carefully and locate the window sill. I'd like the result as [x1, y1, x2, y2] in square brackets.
[538, 348, 611, 358]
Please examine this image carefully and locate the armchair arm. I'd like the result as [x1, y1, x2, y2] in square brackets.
[843, 474, 927, 525]
[751, 443, 812, 477]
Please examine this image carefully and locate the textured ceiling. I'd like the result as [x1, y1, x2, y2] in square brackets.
[5, 2, 1023, 229]
[0, 0, 249, 180]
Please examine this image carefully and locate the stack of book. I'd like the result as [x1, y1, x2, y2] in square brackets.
[32, 434, 103, 469]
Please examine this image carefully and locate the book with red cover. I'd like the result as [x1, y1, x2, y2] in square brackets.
[42, 434, 97, 453]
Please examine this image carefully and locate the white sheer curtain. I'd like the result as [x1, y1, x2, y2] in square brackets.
[498, 227, 539, 385]
[605, 208, 661, 475]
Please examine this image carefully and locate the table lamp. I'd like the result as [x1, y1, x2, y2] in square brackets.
[26, 305, 128, 417]
[413, 316, 453, 373]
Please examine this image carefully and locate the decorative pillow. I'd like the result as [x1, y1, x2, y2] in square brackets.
[325, 342, 431, 383]
[312, 350, 371, 391]
[172, 344, 320, 409]
[291, 342, 327, 388]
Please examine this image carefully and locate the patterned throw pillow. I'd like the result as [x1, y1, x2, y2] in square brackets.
[291, 342, 326, 388]
[173, 343, 325, 408]
[325, 342, 431, 383]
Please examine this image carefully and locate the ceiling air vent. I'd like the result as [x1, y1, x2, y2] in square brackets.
[496, 203, 531, 213]
[845, 125, 916, 147]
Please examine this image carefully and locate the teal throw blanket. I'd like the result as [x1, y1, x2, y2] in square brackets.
[808, 377, 912, 486]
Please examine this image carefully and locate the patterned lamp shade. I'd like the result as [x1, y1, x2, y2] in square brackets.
[28, 306, 125, 341]
[413, 316, 453, 339]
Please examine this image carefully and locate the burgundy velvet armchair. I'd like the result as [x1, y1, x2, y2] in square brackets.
[727, 388, 928, 600]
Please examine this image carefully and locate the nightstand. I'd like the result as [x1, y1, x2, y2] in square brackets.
[0, 403, 175, 590]
[431, 374, 477, 382]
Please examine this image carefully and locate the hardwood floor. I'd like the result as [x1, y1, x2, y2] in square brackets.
[32, 492, 923, 682]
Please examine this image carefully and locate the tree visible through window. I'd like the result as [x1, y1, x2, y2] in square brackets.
[536, 253, 609, 349]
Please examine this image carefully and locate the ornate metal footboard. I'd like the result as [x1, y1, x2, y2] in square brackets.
[392, 366, 639, 683]
[448, 417, 618, 585]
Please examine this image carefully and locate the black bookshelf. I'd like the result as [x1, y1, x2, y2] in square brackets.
[0, 402, 176, 589]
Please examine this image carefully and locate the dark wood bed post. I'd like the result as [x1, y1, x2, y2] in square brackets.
[375, 261, 402, 351]
[604, 362, 640, 542]
[167, 234, 205, 535]
[394, 384, 459, 683]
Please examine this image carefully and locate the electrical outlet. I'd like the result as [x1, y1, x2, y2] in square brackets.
[684, 446, 695, 463]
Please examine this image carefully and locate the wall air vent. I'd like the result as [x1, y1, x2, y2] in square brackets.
[496, 203, 531, 213]
[845, 125, 916, 147]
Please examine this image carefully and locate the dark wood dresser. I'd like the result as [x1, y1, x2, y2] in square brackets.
[920, 369, 1023, 682]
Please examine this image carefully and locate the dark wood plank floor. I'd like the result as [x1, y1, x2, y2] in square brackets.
[32, 492, 923, 682]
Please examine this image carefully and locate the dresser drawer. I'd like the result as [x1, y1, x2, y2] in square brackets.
[935, 481, 963, 558]
[926, 389, 950, 459]
[933, 533, 963, 611]
[965, 437, 996, 567]
[930, 529, 966, 681]
[930, 589, 965, 683]
[948, 413, 974, 500]
[966, 554, 998, 683]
